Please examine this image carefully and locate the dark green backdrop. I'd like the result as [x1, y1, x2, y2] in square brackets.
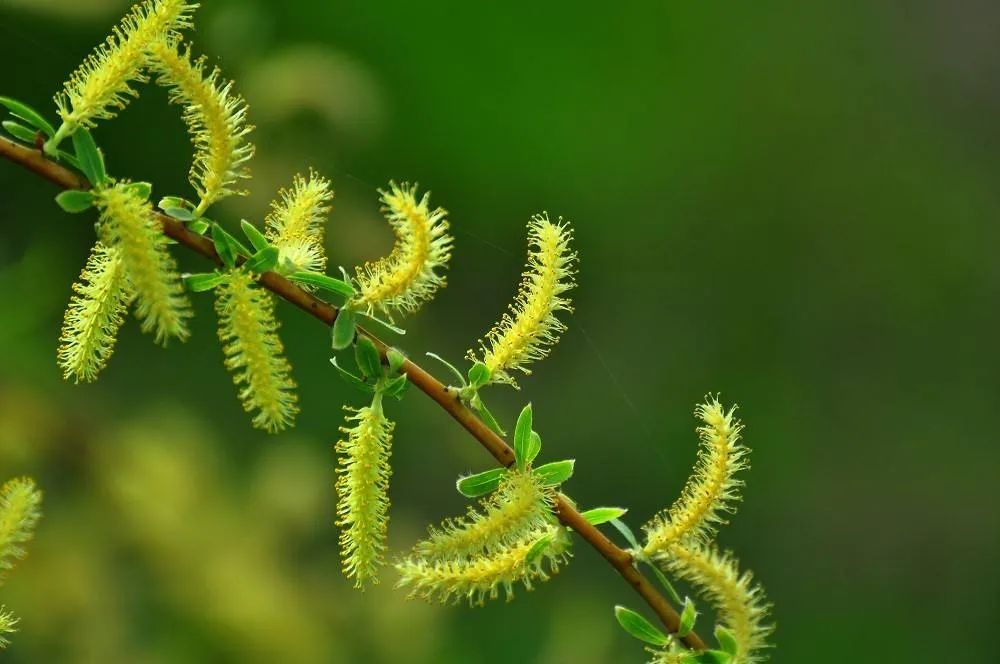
[1, 1, 997, 662]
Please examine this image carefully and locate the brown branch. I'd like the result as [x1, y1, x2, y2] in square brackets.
[0, 135, 707, 651]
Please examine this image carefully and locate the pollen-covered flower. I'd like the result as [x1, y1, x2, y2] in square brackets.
[148, 38, 254, 215]
[215, 269, 298, 433]
[0, 478, 42, 580]
[395, 523, 570, 606]
[335, 399, 394, 587]
[265, 171, 334, 273]
[58, 241, 133, 383]
[0, 607, 17, 649]
[352, 182, 452, 319]
[95, 181, 191, 344]
[653, 540, 772, 664]
[468, 214, 576, 387]
[53, 0, 197, 134]
[643, 397, 748, 554]
[415, 470, 552, 561]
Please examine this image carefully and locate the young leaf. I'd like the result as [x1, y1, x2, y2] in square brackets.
[163, 207, 196, 221]
[124, 181, 152, 200]
[678, 596, 698, 637]
[0, 96, 56, 137]
[533, 459, 575, 487]
[184, 272, 227, 292]
[243, 246, 280, 274]
[55, 190, 95, 213]
[330, 357, 374, 393]
[525, 533, 555, 564]
[211, 223, 238, 269]
[425, 352, 466, 386]
[287, 271, 355, 298]
[158, 196, 191, 211]
[188, 219, 211, 235]
[355, 336, 383, 380]
[456, 467, 507, 498]
[526, 432, 542, 468]
[2, 120, 38, 144]
[332, 308, 357, 350]
[580, 507, 628, 526]
[469, 393, 506, 436]
[714, 626, 738, 657]
[614, 606, 670, 647]
[681, 652, 732, 664]
[513, 403, 534, 469]
[467, 361, 491, 389]
[356, 312, 406, 337]
[241, 219, 270, 252]
[642, 556, 684, 606]
[609, 517, 641, 551]
[387, 348, 407, 375]
[71, 128, 106, 185]
[382, 374, 409, 399]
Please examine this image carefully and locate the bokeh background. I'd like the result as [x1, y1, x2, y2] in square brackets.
[1, 1, 999, 662]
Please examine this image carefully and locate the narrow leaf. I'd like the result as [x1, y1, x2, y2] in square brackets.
[0, 96, 56, 136]
[241, 219, 270, 252]
[714, 626, 738, 657]
[329, 357, 374, 393]
[332, 308, 357, 350]
[244, 246, 280, 274]
[382, 374, 409, 399]
[681, 652, 732, 664]
[513, 403, 534, 469]
[580, 507, 628, 526]
[2, 119, 38, 144]
[55, 190, 95, 213]
[71, 128, 106, 185]
[678, 596, 698, 637]
[287, 271, 355, 298]
[525, 431, 542, 467]
[357, 312, 406, 336]
[355, 337, 383, 380]
[533, 459, 575, 486]
[184, 272, 227, 292]
[609, 517, 641, 550]
[470, 394, 506, 436]
[614, 606, 670, 647]
[456, 467, 507, 498]
[525, 533, 555, 564]
[425, 352, 466, 386]
[211, 223, 238, 269]
[163, 207, 196, 221]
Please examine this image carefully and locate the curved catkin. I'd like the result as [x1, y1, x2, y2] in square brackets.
[415, 470, 552, 561]
[643, 397, 748, 554]
[53, 0, 197, 133]
[0, 478, 42, 580]
[395, 524, 570, 606]
[95, 182, 191, 344]
[353, 182, 453, 319]
[215, 270, 298, 433]
[655, 541, 772, 664]
[265, 171, 334, 274]
[148, 38, 254, 215]
[468, 214, 576, 387]
[58, 242, 133, 383]
[335, 400, 394, 587]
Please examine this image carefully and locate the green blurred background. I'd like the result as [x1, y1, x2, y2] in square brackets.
[1, 1, 998, 662]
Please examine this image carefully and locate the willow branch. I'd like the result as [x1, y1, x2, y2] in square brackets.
[0, 135, 707, 651]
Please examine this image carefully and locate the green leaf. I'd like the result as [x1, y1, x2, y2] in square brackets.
[609, 518, 641, 551]
[382, 374, 409, 400]
[188, 219, 211, 235]
[714, 627, 738, 657]
[241, 219, 270, 252]
[469, 393, 506, 436]
[580, 507, 628, 526]
[525, 533, 555, 564]
[425, 352, 466, 386]
[456, 467, 507, 498]
[158, 196, 190, 211]
[54, 190, 95, 213]
[387, 348, 407, 375]
[467, 361, 491, 388]
[244, 246, 279, 273]
[163, 207, 195, 221]
[355, 337, 383, 380]
[356, 312, 406, 337]
[211, 223, 238, 269]
[71, 128, 106, 185]
[54, 149, 81, 170]
[643, 557, 684, 606]
[331, 308, 357, 350]
[526, 432, 542, 467]
[533, 459, 575, 486]
[678, 597, 698, 637]
[513, 403, 534, 470]
[614, 606, 670, 647]
[329, 357, 373, 393]
[2, 120, 38, 144]
[184, 272, 227, 292]
[0, 96, 56, 137]
[681, 651, 732, 664]
[287, 271, 355, 298]
[124, 181, 152, 200]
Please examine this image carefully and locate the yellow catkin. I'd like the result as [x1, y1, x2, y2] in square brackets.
[415, 470, 552, 561]
[265, 171, 334, 274]
[215, 270, 298, 432]
[0, 478, 42, 580]
[353, 182, 453, 319]
[148, 38, 254, 215]
[95, 181, 191, 344]
[643, 398, 748, 554]
[57, 241, 133, 383]
[656, 541, 772, 664]
[53, 0, 197, 133]
[395, 524, 570, 606]
[469, 214, 576, 387]
[335, 399, 394, 588]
